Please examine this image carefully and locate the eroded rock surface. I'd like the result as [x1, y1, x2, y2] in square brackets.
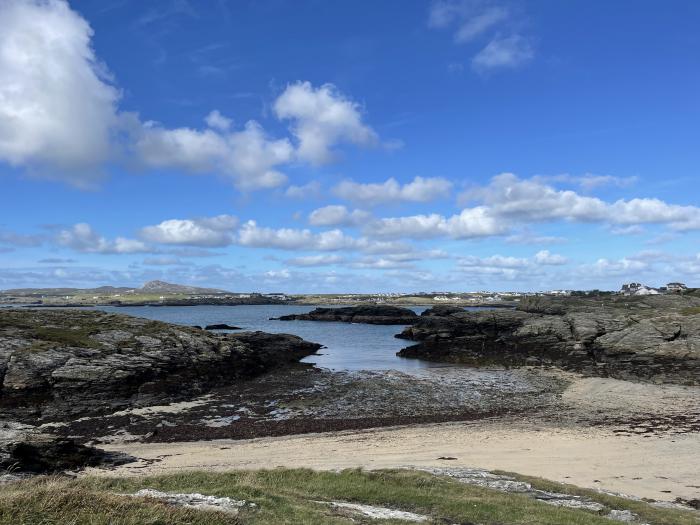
[0, 309, 321, 421]
[273, 305, 418, 325]
[398, 295, 700, 385]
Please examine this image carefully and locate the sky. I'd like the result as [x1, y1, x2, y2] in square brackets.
[1, 0, 699, 293]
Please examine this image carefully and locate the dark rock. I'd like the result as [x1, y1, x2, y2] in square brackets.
[204, 324, 241, 330]
[0, 309, 321, 421]
[273, 305, 418, 325]
[397, 296, 700, 385]
[0, 421, 131, 473]
[421, 305, 466, 317]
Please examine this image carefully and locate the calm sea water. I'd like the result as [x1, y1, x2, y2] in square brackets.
[93, 304, 465, 372]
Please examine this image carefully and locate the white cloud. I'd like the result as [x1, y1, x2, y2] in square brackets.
[369, 207, 506, 240]
[536, 173, 638, 191]
[460, 254, 529, 269]
[140, 215, 238, 247]
[534, 250, 568, 265]
[135, 120, 294, 190]
[333, 176, 453, 206]
[464, 173, 700, 230]
[0, 0, 120, 186]
[504, 232, 567, 245]
[581, 257, 650, 277]
[285, 254, 345, 267]
[472, 35, 533, 72]
[237, 221, 360, 251]
[204, 110, 232, 131]
[308, 205, 370, 227]
[273, 81, 378, 165]
[429, 1, 509, 43]
[285, 181, 322, 199]
[57, 223, 148, 254]
[0, 3, 384, 190]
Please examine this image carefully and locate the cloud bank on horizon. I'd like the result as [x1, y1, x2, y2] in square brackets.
[1, 0, 699, 292]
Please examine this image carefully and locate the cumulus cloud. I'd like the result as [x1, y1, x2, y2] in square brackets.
[274, 81, 378, 164]
[333, 176, 453, 206]
[237, 221, 361, 251]
[57, 223, 148, 254]
[204, 110, 232, 131]
[464, 173, 700, 230]
[0, 2, 383, 190]
[0, 0, 120, 186]
[533, 250, 568, 265]
[308, 205, 370, 227]
[369, 207, 506, 240]
[134, 120, 294, 189]
[140, 215, 238, 247]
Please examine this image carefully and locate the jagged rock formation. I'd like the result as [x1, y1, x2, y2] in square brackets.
[397, 295, 700, 385]
[273, 305, 418, 325]
[0, 309, 321, 421]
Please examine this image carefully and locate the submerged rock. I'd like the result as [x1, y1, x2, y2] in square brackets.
[273, 305, 418, 325]
[397, 295, 700, 385]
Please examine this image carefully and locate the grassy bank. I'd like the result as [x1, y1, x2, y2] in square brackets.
[1, 468, 697, 524]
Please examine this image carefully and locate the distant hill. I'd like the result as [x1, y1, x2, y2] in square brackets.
[139, 280, 229, 295]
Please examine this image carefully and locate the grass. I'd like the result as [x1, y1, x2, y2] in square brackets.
[1, 469, 697, 525]
[681, 306, 700, 316]
[498, 471, 699, 525]
[28, 326, 101, 350]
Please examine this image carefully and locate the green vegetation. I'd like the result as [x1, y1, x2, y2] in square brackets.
[497, 471, 698, 525]
[681, 306, 700, 316]
[28, 326, 100, 350]
[1, 469, 697, 525]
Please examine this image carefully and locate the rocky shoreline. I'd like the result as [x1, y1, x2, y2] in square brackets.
[0, 308, 320, 471]
[395, 296, 700, 385]
[272, 305, 419, 324]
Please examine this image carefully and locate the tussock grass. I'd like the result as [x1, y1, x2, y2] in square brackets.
[1, 469, 697, 524]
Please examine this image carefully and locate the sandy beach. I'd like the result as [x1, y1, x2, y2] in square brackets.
[90, 417, 699, 503]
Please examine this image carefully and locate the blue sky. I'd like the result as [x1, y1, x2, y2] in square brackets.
[1, 0, 699, 292]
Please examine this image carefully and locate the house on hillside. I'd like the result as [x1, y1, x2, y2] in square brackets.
[620, 282, 660, 296]
[666, 282, 687, 293]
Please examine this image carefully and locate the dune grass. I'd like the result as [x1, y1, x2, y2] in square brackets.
[0, 468, 697, 525]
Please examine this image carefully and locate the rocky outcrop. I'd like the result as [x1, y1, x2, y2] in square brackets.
[273, 305, 418, 325]
[397, 296, 700, 385]
[420, 305, 466, 317]
[204, 324, 241, 330]
[0, 421, 129, 473]
[0, 309, 321, 421]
